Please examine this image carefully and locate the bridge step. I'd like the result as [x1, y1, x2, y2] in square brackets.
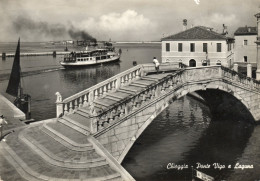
[58, 118, 90, 135]
[141, 76, 161, 81]
[106, 91, 132, 99]
[77, 107, 91, 115]
[74, 109, 91, 118]
[3, 131, 122, 180]
[20, 128, 108, 169]
[118, 88, 137, 95]
[66, 112, 92, 129]
[105, 95, 122, 102]
[130, 83, 147, 88]
[43, 123, 91, 148]
[40, 125, 93, 152]
[134, 79, 157, 85]
[94, 98, 116, 108]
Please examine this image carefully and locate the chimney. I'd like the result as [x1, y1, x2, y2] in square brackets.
[183, 19, 187, 31]
[222, 24, 228, 35]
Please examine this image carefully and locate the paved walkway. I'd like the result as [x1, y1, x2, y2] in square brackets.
[0, 72, 172, 181]
[0, 94, 26, 138]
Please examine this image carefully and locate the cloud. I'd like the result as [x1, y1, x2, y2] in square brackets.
[78, 10, 157, 41]
[193, 13, 239, 33]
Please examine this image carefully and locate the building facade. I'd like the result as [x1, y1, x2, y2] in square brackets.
[161, 26, 234, 68]
[234, 26, 257, 65]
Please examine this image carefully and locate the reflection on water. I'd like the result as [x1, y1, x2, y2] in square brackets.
[122, 96, 255, 181]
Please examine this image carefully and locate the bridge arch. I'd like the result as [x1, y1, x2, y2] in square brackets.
[92, 66, 260, 164]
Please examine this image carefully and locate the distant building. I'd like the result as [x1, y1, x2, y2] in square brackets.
[161, 26, 235, 68]
[234, 26, 257, 65]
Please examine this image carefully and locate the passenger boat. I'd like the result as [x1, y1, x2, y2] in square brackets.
[60, 43, 121, 68]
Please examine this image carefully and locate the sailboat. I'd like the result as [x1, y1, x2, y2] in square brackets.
[6, 38, 31, 120]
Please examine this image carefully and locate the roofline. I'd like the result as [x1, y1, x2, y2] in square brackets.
[234, 33, 257, 36]
[161, 38, 229, 41]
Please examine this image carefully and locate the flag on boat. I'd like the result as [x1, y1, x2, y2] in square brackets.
[195, 169, 214, 181]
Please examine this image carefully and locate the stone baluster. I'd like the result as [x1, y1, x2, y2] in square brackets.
[78, 97, 83, 108]
[94, 90, 98, 100]
[64, 103, 69, 115]
[112, 80, 116, 90]
[136, 69, 140, 79]
[74, 99, 78, 110]
[119, 104, 125, 117]
[121, 76, 125, 86]
[151, 87, 156, 99]
[107, 82, 111, 92]
[142, 92, 147, 104]
[125, 74, 129, 84]
[99, 87, 103, 97]
[83, 94, 88, 106]
[129, 72, 132, 81]
[169, 78, 173, 89]
[103, 85, 107, 95]
[69, 102, 73, 113]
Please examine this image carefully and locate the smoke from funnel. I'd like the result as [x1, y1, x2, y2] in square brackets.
[12, 16, 96, 42]
[68, 28, 96, 42]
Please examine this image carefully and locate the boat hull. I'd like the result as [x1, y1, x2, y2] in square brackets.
[60, 56, 120, 68]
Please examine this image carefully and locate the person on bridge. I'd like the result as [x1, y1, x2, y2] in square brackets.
[153, 57, 160, 74]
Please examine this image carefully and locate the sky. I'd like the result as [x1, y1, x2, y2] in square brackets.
[0, 0, 259, 42]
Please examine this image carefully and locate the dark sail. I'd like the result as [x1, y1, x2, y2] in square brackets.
[6, 38, 21, 97]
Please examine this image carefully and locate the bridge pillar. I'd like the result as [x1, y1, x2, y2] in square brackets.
[233, 63, 238, 72]
[247, 64, 252, 78]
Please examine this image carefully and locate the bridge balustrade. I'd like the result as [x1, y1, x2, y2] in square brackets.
[221, 66, 260, 91]
[56, 62, 181, 118]
[95, 66, 260, 132]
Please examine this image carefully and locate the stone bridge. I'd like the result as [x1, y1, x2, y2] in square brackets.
[58, 63, 260, 163]
[1, 63, 260, 180]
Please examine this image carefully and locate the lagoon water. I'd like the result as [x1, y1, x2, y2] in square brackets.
[0, 42, 260, 181]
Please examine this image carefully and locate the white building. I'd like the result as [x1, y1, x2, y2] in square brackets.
[161, 26, 235, 68]
[234, 26, 257, 66]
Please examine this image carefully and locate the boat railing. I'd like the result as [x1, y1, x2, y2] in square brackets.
[55, 62, 181, 118]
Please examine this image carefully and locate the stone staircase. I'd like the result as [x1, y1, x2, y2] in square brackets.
[0, 120, 123, 181]
[0, 73, 171, 181]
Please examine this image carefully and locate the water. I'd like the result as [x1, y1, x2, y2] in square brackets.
[0, 42, 260, 181]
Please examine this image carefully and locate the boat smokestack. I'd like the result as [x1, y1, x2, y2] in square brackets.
[183, 19, 187, 31]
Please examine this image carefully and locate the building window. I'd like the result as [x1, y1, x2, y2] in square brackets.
[166, 43, 170, 52]
[203, 43, 208, 53]
[190, 43, 195, 52]
[217, 43, 222, 52]
[178, 43, 182, 52]
[217, 60, 221, 65]
[244, 56, 247, 62]
[244, 40, 248, 45]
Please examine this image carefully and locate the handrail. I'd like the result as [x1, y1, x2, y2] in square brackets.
[63, 64, 143, 103]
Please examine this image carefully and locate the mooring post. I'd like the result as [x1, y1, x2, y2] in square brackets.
[247, 64, 252, 78]
[2, 53, 6, 60]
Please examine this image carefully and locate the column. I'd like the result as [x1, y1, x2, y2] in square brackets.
[233, 63, 238, 72]
[247, 64, 252, 78]
[255, 12, 260, 80]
